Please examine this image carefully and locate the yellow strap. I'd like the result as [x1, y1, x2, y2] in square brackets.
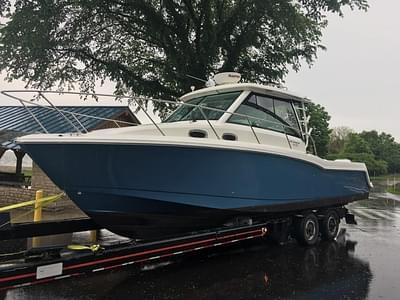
[0, 193, 64, 213]
[67, 244, 101, 252]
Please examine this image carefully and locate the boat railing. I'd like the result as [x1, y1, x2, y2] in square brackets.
[1, 90, 303, 149]
[1, 90, 140, 134]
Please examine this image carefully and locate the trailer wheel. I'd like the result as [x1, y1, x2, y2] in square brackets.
[320, 210, 340, 241]
[295, 213, 319, 246]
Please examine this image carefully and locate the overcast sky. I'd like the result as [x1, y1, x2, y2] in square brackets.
[286, 0, 400, 140]
[1, 1, 399, 139]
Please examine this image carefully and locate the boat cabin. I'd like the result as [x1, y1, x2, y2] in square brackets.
[161, 79, 311, 152]
[32, 73, 311, 153]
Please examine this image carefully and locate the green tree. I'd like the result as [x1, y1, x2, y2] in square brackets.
[0, 0, 368, 104]
[328, 126, 353, 154]
[359, 131, 400, 173]
[343, 133, 372, 154]
[326, 130, 400, 176]
[307, 103, 331, 158]
[358, 131, 381, 155]
[328, 152, 388, 176]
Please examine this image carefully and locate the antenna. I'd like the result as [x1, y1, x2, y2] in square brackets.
[186, 74, 207, 83]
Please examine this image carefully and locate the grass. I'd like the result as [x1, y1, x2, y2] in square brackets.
[370, 173, 400, 181]
[0, 166, 32, 177]
[386, 186, 400, 195]
[23, 168, 32, 177]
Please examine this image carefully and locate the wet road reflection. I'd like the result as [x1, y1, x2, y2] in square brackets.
[2, 190, 400, 299]
[1, 231, 372, 300]
[103, 234, 372, 300]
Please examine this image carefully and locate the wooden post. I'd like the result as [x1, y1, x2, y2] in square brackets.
[90, 230, 98, 243]
[32, 190, 44, 248]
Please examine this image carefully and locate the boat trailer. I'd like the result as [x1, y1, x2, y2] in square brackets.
[0, 217, 272, 291]
[0, 204, 357, 291]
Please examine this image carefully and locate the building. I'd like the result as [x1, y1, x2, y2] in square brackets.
[0, 105, 139, 210]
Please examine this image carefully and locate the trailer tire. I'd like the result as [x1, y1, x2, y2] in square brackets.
[294, 213, 319, 246]
[320, 210, 340, 241]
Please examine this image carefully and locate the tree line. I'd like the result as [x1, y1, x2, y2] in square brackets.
[327, 129, 400, 176]
[308, 105, 399, 176]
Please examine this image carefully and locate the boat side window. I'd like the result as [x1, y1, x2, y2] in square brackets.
[164, 97, 204, 123]
[256, 95, 299, 132]
[228, 94, 301, 138]
[274, 99, 299, 132]
[164, 92, 241, 123]
[256, 95, 274, 113]
[228, 99, 287, 134]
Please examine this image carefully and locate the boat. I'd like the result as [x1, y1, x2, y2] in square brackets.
[15, 73, 372, 239]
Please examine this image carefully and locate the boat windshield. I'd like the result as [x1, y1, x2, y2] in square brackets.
[164, 91, 241, 123]
[228, 94, 302, 138]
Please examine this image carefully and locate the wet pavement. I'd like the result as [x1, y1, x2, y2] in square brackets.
[1, 188, 400, 299]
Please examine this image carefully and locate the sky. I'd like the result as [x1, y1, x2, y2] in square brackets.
[0, 0, 399, 139]
[286, 0, 400, 141]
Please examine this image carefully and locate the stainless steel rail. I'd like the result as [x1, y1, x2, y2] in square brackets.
[1, 90, 306, 149]
[1, 91, 140, 133]
[38, 92, 85, 133]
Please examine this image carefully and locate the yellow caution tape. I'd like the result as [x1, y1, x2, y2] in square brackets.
[0, 193, 64, 213]
[67, 244, 102, 252]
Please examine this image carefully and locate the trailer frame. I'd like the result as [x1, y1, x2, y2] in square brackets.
[0, 206, 356, 291]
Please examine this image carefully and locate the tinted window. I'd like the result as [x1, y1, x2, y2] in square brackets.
[274, 99, 299, 131]
[229, 100, 287, 134]
[256, 95, 274, 113]
[165, 92, 240, 123]
[228, 94, 301, 137]
[165, 97, 203, 123]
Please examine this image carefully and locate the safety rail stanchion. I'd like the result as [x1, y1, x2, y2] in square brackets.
[246, 117, 261, 144]
[198, 106, 220, 139]
[39, 92, 83, 133]
[130, 97, 165, 136]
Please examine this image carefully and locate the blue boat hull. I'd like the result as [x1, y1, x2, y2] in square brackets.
[20, 143, 370, 239]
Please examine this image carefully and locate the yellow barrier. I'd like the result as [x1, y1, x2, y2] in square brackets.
[0, 191, 63, 247]
[0, 193, 63, 213]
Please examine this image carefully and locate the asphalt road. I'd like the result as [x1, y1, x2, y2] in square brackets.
[1, 192, 400, 300]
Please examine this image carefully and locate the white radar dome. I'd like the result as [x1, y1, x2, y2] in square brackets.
[212, 72, 241, 86]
